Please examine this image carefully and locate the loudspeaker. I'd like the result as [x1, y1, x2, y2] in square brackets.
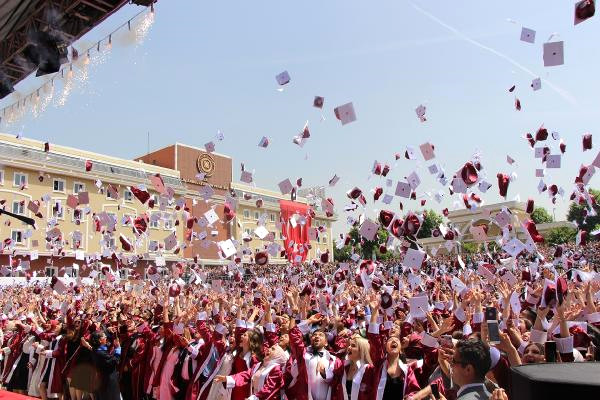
[509, 362, 600, 399]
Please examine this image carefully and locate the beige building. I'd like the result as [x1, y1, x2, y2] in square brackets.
[419, 200, 573, 254]
[0, 133, 186, 277]
[0, 134, 338, 276]
[231, 182, 335, 264]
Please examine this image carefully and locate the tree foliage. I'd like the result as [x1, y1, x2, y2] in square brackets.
[567, 188, 600, 233]
[545, 227, 577, 245]
[417, 209, 445, 239]
[332, 225, 392, 261]
[530, 207, 554, 224]
[461, 242, 479, 254]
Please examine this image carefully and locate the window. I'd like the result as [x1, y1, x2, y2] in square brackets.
[317, 236, 320, 243]
[12, 201, 24, 215]
[45, 266, 58, 277]
[243, 210, 250, 219]
[73, 182, 85, 194]
[119, 268, 129, 279]
[53, 179, 65, 192]
[122, 214, 133, 226]
[108, 237, 116, 249]
[254, 211, 259, 220]
[52, 200, 64, 219]
[270, 213, 275, 222]
[73, 209, 85, 224]
[149, 240, 159, 252]
[164, 218, 173, 230]
[124, 189, 133, 202]
[245, 228, 251, 235]
[322, 234, 328, 243]
[65, 266, 79, 278]
[0, 170, 4, 185]
[13, 172, 27, 187]
[150, 213, 159, 228]
[11, 230, 23, 244]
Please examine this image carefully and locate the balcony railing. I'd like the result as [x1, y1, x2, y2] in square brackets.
[0, 142, 184, 189]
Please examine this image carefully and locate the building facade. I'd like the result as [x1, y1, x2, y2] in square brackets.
[419, 200, 573, 254]
[136, 143, 336, 266]
[0, 133, 186, 278]
[0, 136, 337, 277]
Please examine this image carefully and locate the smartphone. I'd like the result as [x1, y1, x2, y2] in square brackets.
[440, 335, 453, 348]
[485, 307, 498, 321]
[545, 341, 557, 362]
[487, 321, 501, 344]
[430, 382, 440, 399]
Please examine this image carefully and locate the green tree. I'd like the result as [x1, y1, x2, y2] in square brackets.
[417, 209, 445, 239]
[348, 225, 389, 260]
[530, 207, 554, 224]
[333, 244, 352, 262]
[567, 188, 600, 233]
[545, 227, 577, 245]
[462, 242, 479, 254]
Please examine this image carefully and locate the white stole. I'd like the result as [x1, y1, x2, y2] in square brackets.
[375, 358, 408, 400]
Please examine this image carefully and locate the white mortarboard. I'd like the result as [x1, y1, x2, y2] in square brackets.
[520, 27, 536, 43]
[333, 102, 357, 125]
[531, 78, 542, 91]
[278, 178, 293, 195]
[395, 181, 411, 198]
[241, 170, 253, 184]
[219, 239, 237, 258]
[419, 142, 435, 160]
[204, 208, 219, 226]
[502, 238, 526, 257]
[451, 276, 467, 294]
[495, 209, 512, 227]
[164, 232, 178, 251]
[470, 225, 488, 242]
[321, 198, 334, 214]
[415, 104, 426, 122]
[536, 169, 545, 177]
[407, 172, 421, 190]
[382, 194, 393, 205]
[404, 248, 426, 269]
[500, 270, 518, 287]
[254, 225, 269, 239]
[276, 70, 291, 86]
[546, 154, 561, 168]
[359, 219, 379, 241]
[198, 185, 215, 201]
[452, 177, 468, 194]
[409, 296, 429, 318]
[428, 164, 439, 174]
[543, 41, 564, 67]
[507, 155, 515, 165]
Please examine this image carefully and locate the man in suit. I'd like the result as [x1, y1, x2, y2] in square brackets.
[451, 339, 492, 400]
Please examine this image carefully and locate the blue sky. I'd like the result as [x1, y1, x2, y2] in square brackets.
[2, 1, 600, 236]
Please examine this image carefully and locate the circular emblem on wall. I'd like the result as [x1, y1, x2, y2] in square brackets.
[197, 153, 215, 177]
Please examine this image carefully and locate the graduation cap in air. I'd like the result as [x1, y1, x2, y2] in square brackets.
[583, 133, 593, 151]
[497, 173, 510, 198]
[574, 0, 595, 25]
